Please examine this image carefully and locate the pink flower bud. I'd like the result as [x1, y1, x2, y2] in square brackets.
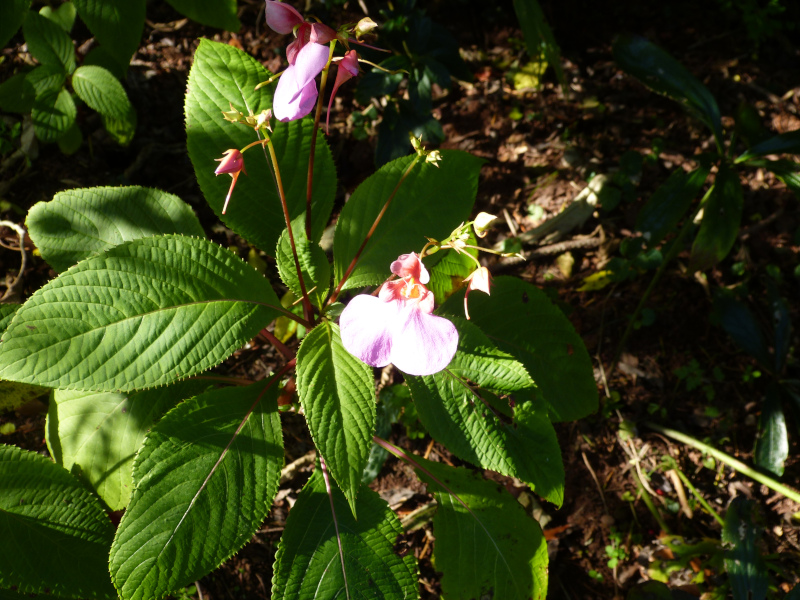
[214, 149, 247, 214]
[265, 1, 304, 34]
[463, 267, 491, 320]
[325, 50, 359, 133]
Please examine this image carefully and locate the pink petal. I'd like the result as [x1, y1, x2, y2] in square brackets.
[310, 23, 337, 44]
[390, 308, 458, 376]
[390, 252, 429, 283]
[326, 50, 359, 132]
[265, 1, 304, 34]
[293, 42, 329, 90]
[273, 44, 328, 121]
[340, 295, 398, 368]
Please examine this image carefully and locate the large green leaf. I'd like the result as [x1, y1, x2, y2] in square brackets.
[40, 2, 77, 33]
[276, 217, 331, 310]
[406, 320, 564, 506]
[334, 151, 483, 290]
[109, 381, 283, 600]
[689, 163, 743, 272]
[295, 321, 375, 514]
[22, 11, 75, 73]
[755, 384, 788, 477]
[636, 165, 710, 247]
[46, 380, 211, 511]
[723, 498, 768, 600]
[0, 235, 282, 391]
[165, 0, 240, 32]
[32, 87, 75, 143]
[613, 34, 722, 146]
[512, 0, 566, 92]
[415, 458, 548, 600]
[185, 39, 336, 254]
[0, 445, 115, 598]
[26, 64, 65, 95]
[272, 468, 418, 600]
[0, 0, 30, 49]
[26, 186, 205, 272]
[72, 0, 144, 69]
[72, 65, 132, 120]
[441, 277, 597, 422]
[736, 129, 800, 163]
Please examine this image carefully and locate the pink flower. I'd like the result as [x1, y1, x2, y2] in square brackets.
[214, 149, 246, 214]
[326, 50, 359, 132]
[462, 267, 491, 320]
[273, 42, 330, 121]
[264, 1, 303, 34]
[340, 253, 458, 376]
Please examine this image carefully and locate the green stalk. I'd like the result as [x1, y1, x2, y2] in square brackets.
[631, 468, 670, 534]
[646, 421, 800, 505]
[672, 466, 724, 526]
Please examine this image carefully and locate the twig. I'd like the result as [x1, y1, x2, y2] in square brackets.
[581, 451, 609, 514]
[666, 469, 693, 519]
[0, 221, 29, 303]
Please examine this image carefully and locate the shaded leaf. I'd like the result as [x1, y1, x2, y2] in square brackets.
[40, 2, 77, 33]
[0, 0, 30, 49]
[165, 0, 240, 32]
[276, 217, 331, 310]
[72, 65, 132, 120]
[690, 163, 743, 272]
[22, 11, 75, 73]
[0, 72, 36, 114]
[72, 0, 144, 69]
[32, 87, 76, 143]
[512, 0, 566, 93]
[754, 384, 788, 477]
[722, 498, 768, 600]
[737, 129, 800, 163]
[714, 293, 771, 368]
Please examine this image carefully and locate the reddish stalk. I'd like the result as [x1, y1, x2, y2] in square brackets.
[319, 456, 351, 600]
[259, 327, 295, 362]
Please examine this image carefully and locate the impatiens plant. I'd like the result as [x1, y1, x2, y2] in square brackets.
[0, 3, 597, 599]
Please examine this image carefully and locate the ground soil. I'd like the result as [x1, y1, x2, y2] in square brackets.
[1, 0, 800, 598]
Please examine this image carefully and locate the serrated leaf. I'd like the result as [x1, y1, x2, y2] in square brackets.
[334, 151, 483, 290]
[276, 217, 331, 309]
[40, 2, 77, 33]
[0, 444, 115, 598]
[0, 0, 30, 49]
[72, 0, 144, 69]
[26, 186, 205, 272]
[722, 497, 768, 600]
[109, 381, 283, 600]
[272, 468, 417, 600]
[636, 165, 709, 246]
[102, 107, 137, 145]
[0, 380, 48, 413]
[737, 129, 800, 163]
[165, 0, 240, 32]
[46, 380, 211, 510]
[690, 163, 743, 272]
[0, 72, 36, 114]
[0, 305, 20, 334]
[185, 39, 336, 254]
[414, 458, 548, 600]
[25, 64, 66, 96]
[755, 384, 788, 477]
[441, 276, 597, 422]
[22, 11, 75, 73]
[406, 319, 564, 505]
[0, 235, 282, 391]
[613, 34, 722, 145]
[296, 321, 375, 514]
[83, 45, 126, 81]
[32, 87, 76, 143]
[72, 65, 132, 120]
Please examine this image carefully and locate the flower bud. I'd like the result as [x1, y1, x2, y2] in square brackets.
[463, 267, 492, 320]
[214, 149, 247, 214]
[353, 17, 377, 39]
[473, 212, 498, 238]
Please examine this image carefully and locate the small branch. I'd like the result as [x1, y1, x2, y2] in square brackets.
[259, 327, 295, 362]
[319, 456, 351, 600]
[0, 221, 29, 303]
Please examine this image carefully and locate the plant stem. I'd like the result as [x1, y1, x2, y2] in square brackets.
[305, 42, 337, 240]
[645, 421, 800, 505]
[264, 136, 315, 323]
[319, 456, 351, 600]
[259, 327, 295, 361]
[328, 155, 421, 305]
[631, 468, 671, 534]
[672, 466, 724, 526]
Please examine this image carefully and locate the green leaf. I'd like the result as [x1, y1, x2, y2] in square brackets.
[295, 321, 376, 514]
[57, 119, 83, 154]
[272, 468, 417, 600]
[102, 107, 137, 146]
[441, 277, 597, 421]
[185, 39, 336, 254]
[40, 2, 77, 33]
[334, 151, 484, 290]
[109, 381, 283, 600]
[0, 235, 282, 391]
[512, 0, 567, 93]
[46, 380, 211, 511]
[276, 217, 331, 310]
[0, 444, 116, 598]
[0, 380, 48, 413]
[165, 0, 240, 32]
[613, 34, 722, 146]
[690, 163, 743, 271]
[722, 498, 768, 600]
[407, 320, 564, 505]
[737, 129, 800, 163]
[32, 87, 76, 143]
[83, 45, 127, 81]
[72, 0, 144, 69]
[755, 384, 788, 477]
[714, 294, 771, 367]
[25, 64, 66, 96]
[26, 186, 205, 272]
[22, 11, 75, 73]
[0, 72, 36, 113]
[414, 458, 548, 600]
[0, 305, 20, 334]
[427, 234, 477, 305]
[72, 65, 132, 120]
[636, 165, 710, 246]
[0, 0, 30, 49]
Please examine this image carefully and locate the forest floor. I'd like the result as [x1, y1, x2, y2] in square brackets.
[1, 0, 800, 598]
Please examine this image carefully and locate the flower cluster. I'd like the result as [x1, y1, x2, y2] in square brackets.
[340, 253, 458, 376]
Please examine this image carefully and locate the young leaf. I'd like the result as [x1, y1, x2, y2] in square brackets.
[334, 151, 484, 290]
[690, 163, 743, 272]
[109, 380, 283, 600]
[414, 458, 548, 600]
[722, 498, 768, 600]
[0, 235, 282, 391]
[165, 0, 240, 32]
[295, 321, 376, 514]
[22, 11, 75, 74]
[613, 34, 722, 146]
[755, 384, 788, 477]
[185, 39, 336, 253]
[72, 0, 144, 70]
[26, 186, 205, 272]
[72, 65, 133, 121]
[0, 0, 30, 49]
[441, 276, 598, 422]
[406, 320, 565, 506]
[0, 445, 116, 598]
[32, 87, 76, 143]
[46, 380, 211, 511]
[40, 2, 78, 32]
[272, 468, 418, 600]
[736, 129, 800, 163]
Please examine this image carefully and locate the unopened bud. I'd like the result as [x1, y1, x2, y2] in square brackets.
[473, 212, 498, 238]
[426, 150, 442, 166]
[353, 17, 377, 39]
[256, 109, 273, 131]
[222, 103, 244, 123]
